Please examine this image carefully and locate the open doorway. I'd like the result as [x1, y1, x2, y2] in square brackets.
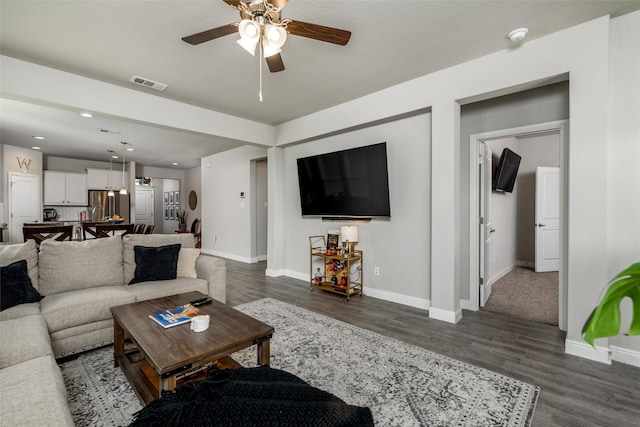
[469, 121, 567, 329]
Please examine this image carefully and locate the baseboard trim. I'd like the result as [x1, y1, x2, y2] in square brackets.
[610, 345, 640, 367]
[517, 260, 535, 268]
[265, 268, 285, 277]
[565, 339, 611, 364]
[364, 287, 429, 311]
[201, 249, 254, 264]
[429, 306, 462, 324]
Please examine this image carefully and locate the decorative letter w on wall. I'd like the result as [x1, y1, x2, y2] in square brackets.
[16, 156, 32, 170]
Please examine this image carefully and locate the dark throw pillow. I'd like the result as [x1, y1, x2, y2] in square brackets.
[129, 244, 181, 285]
[1, 260, 44, 311]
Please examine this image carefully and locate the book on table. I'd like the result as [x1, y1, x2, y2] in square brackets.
[149, 304, 205, 328]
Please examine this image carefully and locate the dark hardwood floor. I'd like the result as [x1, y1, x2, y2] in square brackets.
[224, 259, 640, 427]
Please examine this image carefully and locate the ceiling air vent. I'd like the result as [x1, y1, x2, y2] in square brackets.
[130, 75, 168, 91]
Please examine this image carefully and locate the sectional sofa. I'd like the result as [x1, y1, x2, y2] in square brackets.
[0, 233, 226, 426]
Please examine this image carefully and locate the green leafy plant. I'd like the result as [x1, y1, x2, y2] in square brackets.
[176, 209, 188, 225]
[582, 262, 640, 347]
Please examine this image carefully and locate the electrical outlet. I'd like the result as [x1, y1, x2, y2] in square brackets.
[374, 266, 380, 276]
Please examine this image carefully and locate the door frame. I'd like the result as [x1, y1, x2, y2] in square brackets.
[468, 120, 568, 330]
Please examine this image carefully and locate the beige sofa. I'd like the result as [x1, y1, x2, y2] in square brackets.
[0, 233, 226, 426]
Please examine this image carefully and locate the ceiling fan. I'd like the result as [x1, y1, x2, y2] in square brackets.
[182, 0, 351, 73]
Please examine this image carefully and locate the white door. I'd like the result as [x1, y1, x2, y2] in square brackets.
[535, 167, 560, 272]
[135, 187, 154, 225]
[479, 143, 493, 306]
[9, 173, 41, 243]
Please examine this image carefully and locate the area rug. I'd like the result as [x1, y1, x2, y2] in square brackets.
[59, 347, 142, 426]
[61, 298, 539, 426]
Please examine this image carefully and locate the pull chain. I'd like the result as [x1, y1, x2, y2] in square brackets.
[259, 40, 263, 102]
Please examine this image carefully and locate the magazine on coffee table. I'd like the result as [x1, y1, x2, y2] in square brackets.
[149, 304, 204, 328]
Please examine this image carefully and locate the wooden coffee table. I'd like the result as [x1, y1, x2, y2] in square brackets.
[110, 291, 274, 404]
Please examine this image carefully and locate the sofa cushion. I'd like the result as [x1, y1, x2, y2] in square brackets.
[38, 236, 124, 295]
[50, 319, 114, 358]
[0, 302, 41, 322]
[177, 248, 200, 278]
[0, 315, 52, 369]
[129, 244, 181, 285]
[127, 277, 209, 302]
[40, 286, 135, 333]
[0, 355, 74, 427]
[1, 260, 44, 311]
[123, 234, 195, 285]
[0, 239, 39, 290]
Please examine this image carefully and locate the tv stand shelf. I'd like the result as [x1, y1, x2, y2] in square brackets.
[309, 235, 363, 301]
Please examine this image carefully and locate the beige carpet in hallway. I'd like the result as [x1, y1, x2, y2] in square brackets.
[482, 266, 558, 325]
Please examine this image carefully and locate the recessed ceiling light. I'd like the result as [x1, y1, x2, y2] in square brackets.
[127, 147, 134, 152]
[33, 136, 45, 140]
[32, 146, 41, 150]
[80, 112, 93, 118]
[508, 28, 528, 42]
[172, 162, 178, 166]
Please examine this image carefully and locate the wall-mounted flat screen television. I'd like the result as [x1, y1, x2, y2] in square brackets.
[296, 142, 391, 218]
[492, 148, 522, 193]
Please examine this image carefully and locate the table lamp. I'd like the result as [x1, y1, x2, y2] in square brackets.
[340, 225, 359, 255]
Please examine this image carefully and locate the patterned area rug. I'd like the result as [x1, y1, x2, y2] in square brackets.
[61, 298, 539, 426]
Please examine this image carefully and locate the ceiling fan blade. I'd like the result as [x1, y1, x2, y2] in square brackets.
[266, 53, 285, 73]
[182, 24, 238, 45]
[223, 0, 245, 8]
[286, 20, 351, 46]
[266, 0, 288, 9]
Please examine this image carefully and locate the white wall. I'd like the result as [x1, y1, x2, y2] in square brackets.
[281, 114, 431, 308]
[515, 133, 560, 263]
[184, 166, 202, 229]
[487, 138, 519, 281]
[201, 145, 268, 262]
[2, 145, 43, 241]
[607, 11, 640, 357]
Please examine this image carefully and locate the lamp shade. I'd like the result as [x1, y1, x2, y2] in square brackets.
[340, 225, 358, 243]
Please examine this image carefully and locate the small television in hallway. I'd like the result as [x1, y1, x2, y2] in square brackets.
[493, 148, 521, 193]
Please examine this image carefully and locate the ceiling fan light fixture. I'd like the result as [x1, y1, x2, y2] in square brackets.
[238, 19, 260, 41]
[266, 24, 286, 46]
[262, 40, 281, 58]
[237, 37, 258, 55]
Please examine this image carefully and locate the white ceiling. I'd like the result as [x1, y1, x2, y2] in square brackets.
[2, 0, 639, 169]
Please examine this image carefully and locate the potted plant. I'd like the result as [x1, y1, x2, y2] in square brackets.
[176, 209, 188, 231]
[582, 262, 640, 347]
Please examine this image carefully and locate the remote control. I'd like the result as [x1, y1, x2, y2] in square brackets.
[189, 297, 209, 305]
[192, 299, 212, 307]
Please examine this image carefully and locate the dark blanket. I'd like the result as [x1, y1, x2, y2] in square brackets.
[130, 366, 374, 426]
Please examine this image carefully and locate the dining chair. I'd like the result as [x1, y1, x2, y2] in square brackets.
[23, 225, 73, 246]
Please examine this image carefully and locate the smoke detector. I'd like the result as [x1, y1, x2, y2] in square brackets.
[508, 28, 528, 42]
[130, 75, 168, 91]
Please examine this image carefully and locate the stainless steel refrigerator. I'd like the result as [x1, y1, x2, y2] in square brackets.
[87, 190, 130, 221]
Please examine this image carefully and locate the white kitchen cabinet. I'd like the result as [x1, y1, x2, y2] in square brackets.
[86, 168, 127, 190]
[44, 171, 87, 205]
